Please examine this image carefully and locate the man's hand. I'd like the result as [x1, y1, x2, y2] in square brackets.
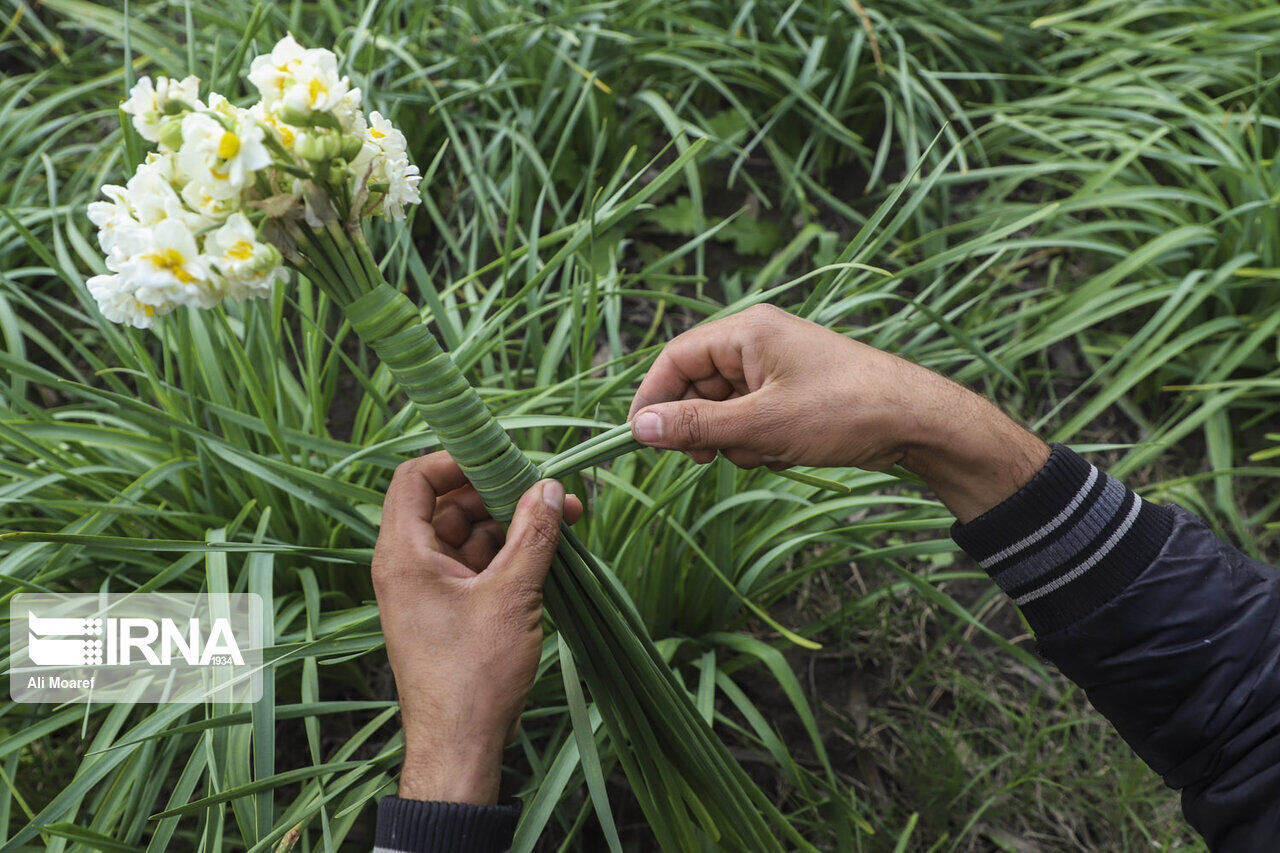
[628, 304, 1049, 522]
[372, 453, 583, 805]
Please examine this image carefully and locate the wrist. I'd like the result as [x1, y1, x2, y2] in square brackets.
[399, 730, 506, 805]
[900, 385, 1049, 523]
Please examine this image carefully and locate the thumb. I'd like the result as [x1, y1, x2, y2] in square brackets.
[488, 480, 564, 590]
[631, 396, 757, 452]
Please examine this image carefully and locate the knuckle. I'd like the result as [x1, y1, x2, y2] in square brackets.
[663, 333, 697, 362]
[392, 456, 421, 482]
[744, 303, 782, 323]
[370, 554, 401, 595]
[371, 540, 433, 587]
[676, 405, 705, 446]
[526, 511, 560, 553]
[507, 579, 544, 612]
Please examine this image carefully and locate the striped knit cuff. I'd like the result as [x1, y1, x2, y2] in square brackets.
[951, 444, 1175, 636]
[374, 796, 520, 853]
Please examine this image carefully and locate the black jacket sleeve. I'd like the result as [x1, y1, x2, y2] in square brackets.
[953, 444, 1280, 851]
[374, 795, 520, 853]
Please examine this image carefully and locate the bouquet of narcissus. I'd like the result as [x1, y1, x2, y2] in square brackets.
[88, 35, 813, 852]
[88, 36, 419, 327]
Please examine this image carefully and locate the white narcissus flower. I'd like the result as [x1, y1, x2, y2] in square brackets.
[281, 54, 351, 115]
[121, 75, 202, 143]
[248, 101, 299, 151]
[379, 160, 422, 221]
[177, 109, 270, 195]
[180, 180, 240, 223]
[364, 111, 409, 160]
[90, 35, 428, 330]
[354, 111, 422, 220]
[206, 213, 285, 298]
[124, 156, 201, 228]
[114, 219, 215, 309]
[87, 184, 138, 258]
[87, 273, 170, 329]
[248, 34, 352, 115]
[333, 88, 366, 133]
[247, 34, 309, 104]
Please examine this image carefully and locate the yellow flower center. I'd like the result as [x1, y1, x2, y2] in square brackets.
[273, 60, 299, 92]
[370, 126, 385, 139]
[212, 166, 230, 181]
[143, 249, 196, 283]
[308, 77, 327, 106]
[227, 240, 255, 261]
[143, 304, 155, 317]
[217, 131, 241, 159]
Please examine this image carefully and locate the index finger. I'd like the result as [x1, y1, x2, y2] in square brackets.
[628, 322, 748, 419]
[381, 451, 471, 536]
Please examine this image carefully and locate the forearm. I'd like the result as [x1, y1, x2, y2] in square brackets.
[1037, 507, 1280, 850]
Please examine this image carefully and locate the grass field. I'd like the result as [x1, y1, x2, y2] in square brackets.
[2, 0, 1278, 850]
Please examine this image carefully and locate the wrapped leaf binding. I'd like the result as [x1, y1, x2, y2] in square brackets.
[345, 283, 540, 522]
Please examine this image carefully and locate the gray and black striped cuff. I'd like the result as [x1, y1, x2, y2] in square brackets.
[374, 795, 520, 853]
[951, 444, 1175, 636]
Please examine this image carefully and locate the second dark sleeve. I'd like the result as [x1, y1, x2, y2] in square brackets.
[953, 445, 1280, 851]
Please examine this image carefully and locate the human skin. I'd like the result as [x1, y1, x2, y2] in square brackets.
[627, 303, 1050, 524]
[371, 454, 582, 804]
[375, 304, 1048, 804]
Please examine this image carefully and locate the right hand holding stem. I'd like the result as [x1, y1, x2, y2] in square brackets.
[627, 304, 1049, 523]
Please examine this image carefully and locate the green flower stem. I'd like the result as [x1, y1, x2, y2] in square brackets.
[341, 280, 541, 521]
[292, 229, 355, 305]
[347, 224, 385, 290]
[310, 225, 367, 302]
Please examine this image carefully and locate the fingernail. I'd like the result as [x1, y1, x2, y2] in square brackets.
[541, 479, 564, 510]
[634, 411, 662, 443]
[761, 454, 780, 463]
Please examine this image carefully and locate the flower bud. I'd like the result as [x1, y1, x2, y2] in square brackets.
[157, 117, 185, 151]
[340, 134, 364, 161]
[276, 106, 313, 127]
[276, 107, 343, 131]
[295, 131, 341, 163]
[326, 160, 350, 186]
